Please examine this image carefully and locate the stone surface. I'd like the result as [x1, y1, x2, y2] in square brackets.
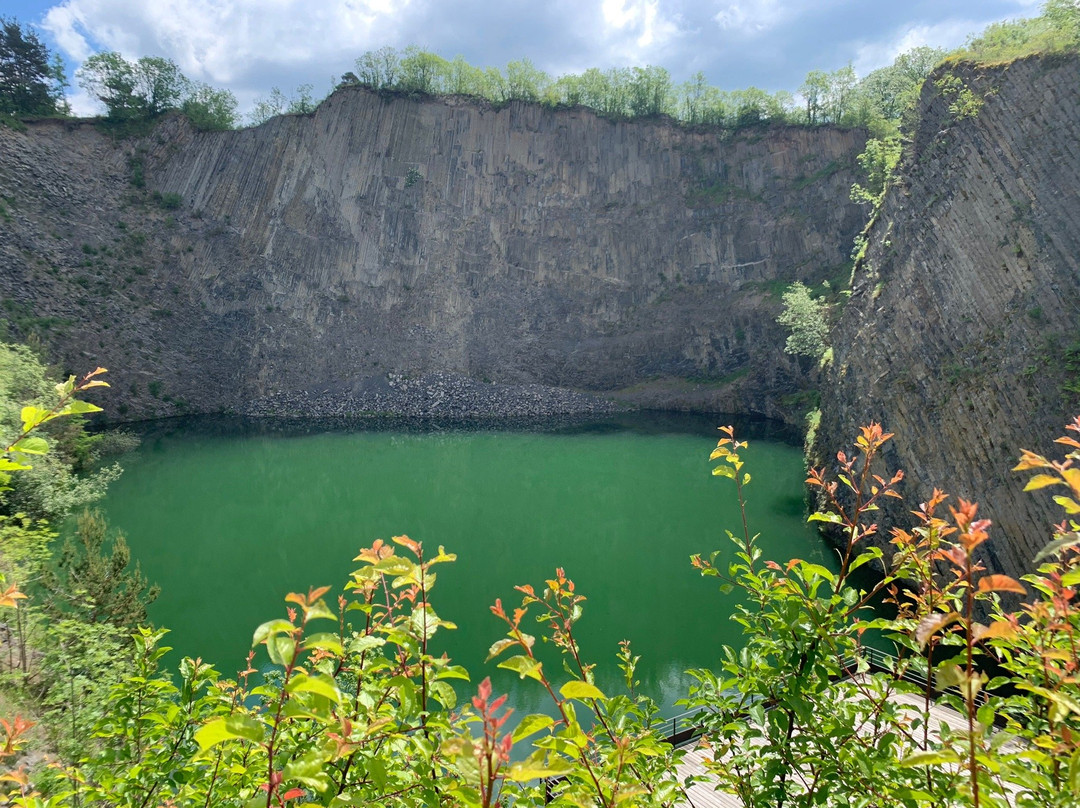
[0, 90, 865, 422]
[817, 55, 1080, 577]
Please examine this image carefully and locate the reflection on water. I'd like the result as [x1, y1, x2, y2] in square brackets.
[101, 411, 830, 719]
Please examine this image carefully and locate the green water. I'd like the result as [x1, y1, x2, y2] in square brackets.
[100, 413, 831, 718]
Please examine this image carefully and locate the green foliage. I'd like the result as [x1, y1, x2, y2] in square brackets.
[247, 84, 324, 126]
[78, 53, 186, 121]
[952, 0, 1080, 63]
[776, 282, 829, 360]
[179, 82, 238, 130]
[934, 74, 984, 121]
[154, 191, 182, 210]
[686, 420, 1080, 807]
[0, 539, 684, 807]
[76, 51, 235, 130]
[43, 509, 159, 627]
[0, 18, 67, 117]
[799, 64, 858, 125]
[850, 136, 902, 206]
[0, 345, 117, 520]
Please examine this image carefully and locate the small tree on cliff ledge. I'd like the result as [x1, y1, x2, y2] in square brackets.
[777, 281, 829, 361]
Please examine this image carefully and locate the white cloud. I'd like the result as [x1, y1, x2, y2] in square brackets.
[850, 8, 1035, 79]
[43, 0, 412, 98]
[713, 0, 808, 35]
[598, 0, 683, 63]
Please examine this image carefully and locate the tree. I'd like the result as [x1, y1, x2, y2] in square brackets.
[504, 58, 549, 102]
[800, 69, 829, 125]
[44, 509, 158, 627]
[77, 52, 190, 120]
[627, 65, 673, 118]
[0, 17, 66, 116]
[850, 136, 902, 206]
[355, 45, 401, 90]
[777, 281, 829, 360]
[247, 84, 323, 126]
[180, 81, 237, 130]
[398, 46, 447, 95]
[859, 46, 945, 130]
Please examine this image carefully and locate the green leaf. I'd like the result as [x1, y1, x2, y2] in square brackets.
[284, 744, 335, 791]
[512, 713, 555, 743]
[285, 673, 342, 703]
[195, 714, 264, 749]
[807, 511, 843, 524]
[487, 637, 517, 661]
[57, 399, 102, 416]
[435, 665, 470, 681]
[268, 634, 295, 666]
[1017, 684, 1080, 718]
[19, 406, 52, 431]
[252, 619, 295, 647]
[559, 680, 606, 701]
[429, 680, 457, 709]
[498, 654, 543, 681]
[901, 750, 961, 767]
[303, 632, 344, 656]
[1034, 532, 1080, 564]
[373, 557, 415, 576]
[304, 599, 337, 622]
[1061, 568, 1080, 587]
[9, 437, 48, 455]
[506, 752, 574, 782]
[797, 562, 835, 583]
[348, 635, 385, 654]
[712, 465, 735, 479]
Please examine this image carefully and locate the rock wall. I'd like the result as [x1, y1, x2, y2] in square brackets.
[817, 55, 1080, 577]
[0, 90, 865, 420]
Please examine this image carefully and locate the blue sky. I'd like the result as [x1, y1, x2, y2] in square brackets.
[5, 0, 1045, 117]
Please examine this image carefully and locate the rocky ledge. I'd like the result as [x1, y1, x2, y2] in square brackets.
[241, 372, 621, 419]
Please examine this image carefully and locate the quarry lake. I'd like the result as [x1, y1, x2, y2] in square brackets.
[101, 412, 831, 719]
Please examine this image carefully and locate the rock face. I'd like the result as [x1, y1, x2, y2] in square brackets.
[0, 90, 864, 421]
[816, 55, 1080, 577]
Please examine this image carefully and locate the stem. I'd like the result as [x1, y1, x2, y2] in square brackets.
[964, 559, 979, 808]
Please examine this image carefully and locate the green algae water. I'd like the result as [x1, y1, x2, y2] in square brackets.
[100, 413, 831, 719]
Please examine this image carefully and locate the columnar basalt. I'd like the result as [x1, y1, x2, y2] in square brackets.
[817, 55, 1080, 577]
[0, 90, 864, 421]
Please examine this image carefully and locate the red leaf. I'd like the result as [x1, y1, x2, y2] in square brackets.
[977, 575, 1027, 595]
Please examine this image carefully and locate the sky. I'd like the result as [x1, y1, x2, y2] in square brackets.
[5, 0, 1045, 119]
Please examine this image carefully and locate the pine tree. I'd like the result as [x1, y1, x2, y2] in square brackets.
[0, 18, 65, 116]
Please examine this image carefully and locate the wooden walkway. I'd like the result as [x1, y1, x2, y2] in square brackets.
[671, 678, 983, 807]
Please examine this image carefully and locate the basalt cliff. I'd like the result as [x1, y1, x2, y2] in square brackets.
[0, 90, 863, 421]
[817, 55, 1080, 575]
[1, 54, 1078, 577]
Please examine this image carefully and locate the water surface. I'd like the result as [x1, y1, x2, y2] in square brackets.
[102, 413, 831, 718]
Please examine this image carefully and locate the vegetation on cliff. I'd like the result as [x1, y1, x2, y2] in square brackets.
[5, 1, 1077, 138]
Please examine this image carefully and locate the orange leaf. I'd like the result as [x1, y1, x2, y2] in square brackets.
[977, 575, 1027, 595]
[973, 621, 1016, 642]
[1013, 450, 1052, 471]
[915, 611, 960, 649]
